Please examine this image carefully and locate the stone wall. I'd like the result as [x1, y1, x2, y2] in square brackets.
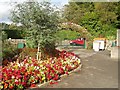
[56, 40, 70, 46]
[111, 47, 118, 59]
[6, 39, 26, 45]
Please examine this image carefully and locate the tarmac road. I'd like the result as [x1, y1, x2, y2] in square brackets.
[39, 49, 118, 88]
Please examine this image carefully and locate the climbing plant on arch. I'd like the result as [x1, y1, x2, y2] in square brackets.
[60, 22, 93, 49]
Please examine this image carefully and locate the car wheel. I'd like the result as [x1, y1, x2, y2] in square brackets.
[70, 43, 76, 46]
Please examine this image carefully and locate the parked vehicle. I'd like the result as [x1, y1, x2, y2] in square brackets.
[70, 38, 85, 46]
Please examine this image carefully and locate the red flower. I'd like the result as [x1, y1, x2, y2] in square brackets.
[4, 83, 8, 89]
[24, 59, 28, 63]
[32, 59, 36, 62]
[4, 77, 9, 81]
[51, 70, 55, 73]
[34, 63, 38, 66]
[59, 68, 64, 74]
[2, 68, 8, 73]
[0, 74, 2, 79]
[30, 84, 36, 87]
[9, 85, 14, 89]
[22, 82, 26, 86]
[34, 70, 39, 74]
[0, 66, 2, 69]
[25, 72, 28, 76]
[46, 64, 51, 68]
[47, 74, 52, 80]
[16, 74, 22, 79]
[50, 81, 58, 85]
[15, 81, 19, 85]
[65, 72, 69, 75]
[21, 67, 26, 71]
[23, 76, 28, 81]
[1, 49, 81, 90]
[61, 50, 66, 53]
[53, 74, 59, 81]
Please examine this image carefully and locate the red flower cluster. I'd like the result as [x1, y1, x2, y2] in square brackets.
[1, 50, 81, 90]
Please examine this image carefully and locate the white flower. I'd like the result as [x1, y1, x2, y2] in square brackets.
[40, 64, 43, 67]
[71, 65, 75, 68]
[77, 59, 81, 64]
[20, 63, 23, 67]
[25, 63, 29, 67]
[12, 76, 15, 79]
[36, 66, 39, 70]
[72, 56, 76, 60]
[63, 66, 66, 70]
[41, 71, 44, 74]
[17, 62, 20, 67]
[34, 66, 36, 69]
[31, 64, 34, 67]
[15, 79, 18, 82]
[52, 60, 54, 64]
[29, 57, 32, 59]
[42, 66, 46, 70]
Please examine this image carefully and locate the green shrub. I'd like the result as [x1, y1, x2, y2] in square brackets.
[56, 30, 80, 40]
[2, 41, 20, 59]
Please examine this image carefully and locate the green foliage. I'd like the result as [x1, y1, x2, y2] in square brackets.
[2, 31, 8, 41]
[11, 1, 59, 51]
[0, 30, 19, 59]
[80, 12, 99, 37]
[3, 30, 25, 39]
[116, 2, 120, 28]
[2, 41, 19, 59]
[56, 30, 80, 40]
[63, 2, 119, 40]
[94, 3, 117, 25]
[1, 22, 26, 39]
[102, 24, 117, 38]
[0, 31, 2, 60]
[26, 39, 36, 48]
[0, 23, 9, 29]
[63, 2, 94, 24]
[106, 36, 116, 40]
[18, 48, 37, 60]
[62, 2, 120, 49]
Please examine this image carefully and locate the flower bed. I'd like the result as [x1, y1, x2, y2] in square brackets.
[0, 50, 82, 90]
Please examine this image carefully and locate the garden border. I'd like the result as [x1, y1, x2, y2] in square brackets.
[29, 63, 82, 89]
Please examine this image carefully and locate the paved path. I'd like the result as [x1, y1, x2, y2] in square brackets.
[40, 49, 118, 88]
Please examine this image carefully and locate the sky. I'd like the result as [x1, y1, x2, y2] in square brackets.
[0, 0, 69, 24]
[1, 0, 118, 24]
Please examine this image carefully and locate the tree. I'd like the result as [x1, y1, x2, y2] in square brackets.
[94, 2, 117, 25]
[11, 1, 59, 60]
[63, 2, 118, 39]
[2, 31, 7, 41]
[63, 2, 94, 24]
[62, 2, 120, 49]
[115, 2, 120, 28]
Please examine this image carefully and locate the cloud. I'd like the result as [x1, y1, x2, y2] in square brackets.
[0, 0, 27, 3]
[0, 2, 12, 23]
[0, 0, 68, 23]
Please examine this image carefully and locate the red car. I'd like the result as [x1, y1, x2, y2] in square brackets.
[70, 38, 85, 46]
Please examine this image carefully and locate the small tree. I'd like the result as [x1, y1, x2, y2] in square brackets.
[11, 1, 59, 60]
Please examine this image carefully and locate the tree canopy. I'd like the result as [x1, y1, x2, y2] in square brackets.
[63, 2, 120, 39]
[11, 1, 59, 49]
[10, 1, 60, 59]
